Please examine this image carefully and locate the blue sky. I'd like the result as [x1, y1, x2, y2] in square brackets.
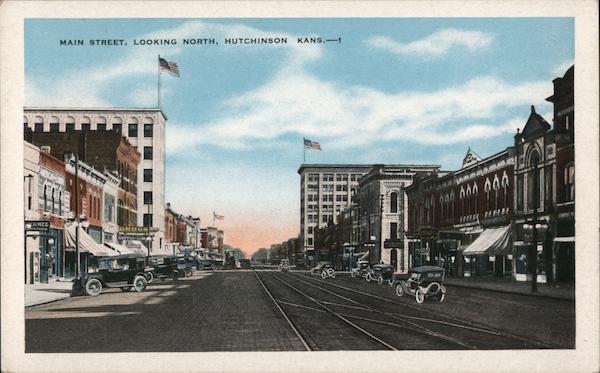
[25, 18, 574, 253]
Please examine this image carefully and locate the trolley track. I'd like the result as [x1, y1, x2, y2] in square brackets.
[289, 271, 555, 349]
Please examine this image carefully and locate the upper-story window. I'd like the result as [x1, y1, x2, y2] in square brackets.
[144, 122, 153, 137]
[322, 174, 334, 182]
[390, 192, 398, 213]
[49, 116, 60, 133]
[564, 164, 574, 202]
[81, 116, 91, 131]
[527, 150, 541, 210]
[143, 146, 153, 160]
[128, 118, 139, 137]
[97, 116, 107, 131]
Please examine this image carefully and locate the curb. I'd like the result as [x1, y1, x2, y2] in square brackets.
[25, 295, 72, 308]
[445, 282, 574, 301]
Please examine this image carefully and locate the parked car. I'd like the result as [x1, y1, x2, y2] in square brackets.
[239, 259, 252, 269]
[371, 264, 395, 285]
[279, 259, 290, 272]
[395, 266, 446, 304]
[148, 255, 181, 280]
[177, 256, 195, 277]
[81, 254, 150, 296]
[310, 261, 335, 279]
[294, 259, 306, 269]
[351, 261, 371, 280]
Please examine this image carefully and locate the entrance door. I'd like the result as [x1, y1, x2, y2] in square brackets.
[390, 249, 398, 271]
[557, 242, 575, 282]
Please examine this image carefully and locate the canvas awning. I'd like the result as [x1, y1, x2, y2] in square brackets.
[554, 236, 575, 243]
[462, 226, 511, 256]
[65, 223, 114, 257]
[105, 242, 145, 255]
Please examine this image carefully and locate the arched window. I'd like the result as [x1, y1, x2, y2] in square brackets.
[502, 171, 509, 209]
[390, 192, 398, 213]
[81, 116, 91, 131]
[96, 116, 107, 131]
[59, 191, 62, 215]
[493, 175, 500, 210]
[528, 150, 541, 209]
[484, 178, 491, 211]
[51, 188, 56, 213]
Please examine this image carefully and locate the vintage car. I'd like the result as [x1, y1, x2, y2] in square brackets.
[177, 256, 196, 277]
[310, 261, 335, 279]
[148, 255, 182, 280]
[81, 254, 150, 296]
[370, 264, 395, 285]
[395, 266, 446, 304]
[350, 261, 371, 280]
[294, 259, 306, 269]
[239, 259, 252, 269]
[279, 259, 291, 272]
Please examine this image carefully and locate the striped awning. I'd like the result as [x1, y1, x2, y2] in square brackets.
[462, 226, 511, 256]
[65, 223, 114, 257]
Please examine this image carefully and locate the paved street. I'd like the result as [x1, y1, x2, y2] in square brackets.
[26, 270, 574, 352]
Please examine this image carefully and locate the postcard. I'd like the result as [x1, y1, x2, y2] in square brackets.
[1, 1, 598, 372]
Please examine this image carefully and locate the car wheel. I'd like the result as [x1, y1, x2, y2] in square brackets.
[331, 272, 336, 279]
[377, 276, 383, 285]
[365, 274, 371, 282]
[185, 269, 192, 277]
[395, 284, 404, 297]
[85, 278, 102, 296]
[415, 289, 425, 304]
[120, 287, 131, 292]
[439, 293, 446, 303]
[351, 271, 357, 278]
[191, 266, 197, 272]
[327, 268, 334, 277]
[321, 271, 327, 280]
[172, 270, 180, 280]
[145, 272, 154, 283]
[133, 275, 148, 292]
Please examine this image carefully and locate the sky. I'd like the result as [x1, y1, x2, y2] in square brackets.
[24, 18, 574, 255]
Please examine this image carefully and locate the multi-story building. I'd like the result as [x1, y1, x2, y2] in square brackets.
[512, 65, 575, 283]
[24, 141, 41, 283]
[407, 147, 515, 277]
[298, 164, 440, 266]
[24, 107, 167, 252]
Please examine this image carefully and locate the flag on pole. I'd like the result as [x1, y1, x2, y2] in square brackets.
[159, 57, 180, 77]
[213, 212, 225, 221]
[304, 138, 321, 150]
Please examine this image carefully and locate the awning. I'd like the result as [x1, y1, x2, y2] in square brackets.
[65, 223, 114, 257]
[105, 242, 145, 255]
[462, 226, 511, 256]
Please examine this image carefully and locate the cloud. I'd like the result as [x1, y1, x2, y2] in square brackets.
[366, 28, 493, 58]
[26, 20, 322, 108]
[166, 72, 552, 154]
[552, 59, 574, 76]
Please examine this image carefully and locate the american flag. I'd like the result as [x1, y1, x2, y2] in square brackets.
[304, 138, 321, 150]
[213, 212, 225, 221]
[159, 57, 180, 77]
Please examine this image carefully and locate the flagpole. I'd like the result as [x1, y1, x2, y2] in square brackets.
[303, 137, 306, 163]
[157, 54, 161, 109]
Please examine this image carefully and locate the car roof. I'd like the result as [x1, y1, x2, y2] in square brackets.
[412, 266, 445, 273]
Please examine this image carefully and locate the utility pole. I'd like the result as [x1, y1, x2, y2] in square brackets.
[378, 194, 384, 264]
[75, 153, 80, 280]
[530, 159, 539, 293]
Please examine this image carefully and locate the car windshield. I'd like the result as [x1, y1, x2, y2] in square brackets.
[409, 272, 420, 281]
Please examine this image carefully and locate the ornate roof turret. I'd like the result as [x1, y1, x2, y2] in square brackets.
[462, 147, 482, 168]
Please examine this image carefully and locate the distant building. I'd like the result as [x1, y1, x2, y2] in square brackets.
[24, 107, 167, 252]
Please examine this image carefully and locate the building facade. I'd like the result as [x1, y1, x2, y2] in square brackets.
[24, 107, 166, 252]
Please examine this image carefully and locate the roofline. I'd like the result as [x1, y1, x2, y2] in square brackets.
[24, 106, 168, 121]
[298, 163, 441, 174]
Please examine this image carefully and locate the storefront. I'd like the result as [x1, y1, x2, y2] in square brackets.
[462, 225, 512, 278]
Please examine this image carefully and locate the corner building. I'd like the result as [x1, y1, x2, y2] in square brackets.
[24, 108, 167, 253]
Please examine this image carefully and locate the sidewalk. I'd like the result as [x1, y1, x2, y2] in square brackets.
[25, 278, 74, 307]
[445, 276, 574, 301]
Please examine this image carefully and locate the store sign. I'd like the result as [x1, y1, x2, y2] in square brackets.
[119, 226, 149, 234]
[25, 220, 50, 232]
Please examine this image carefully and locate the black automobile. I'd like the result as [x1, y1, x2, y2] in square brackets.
[294, 259, 306, 269]
[80, 254, 150, 296]
[148, 255, 182, 280]
[310, 261, 335, 279]
[395, 266, 446, 303]
[371, 264, 395, 285]
[177, 256, 196, 277]
[239, 259, 252, 269]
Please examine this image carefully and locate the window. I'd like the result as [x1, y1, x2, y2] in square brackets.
[51, 188, 56, 213]
[143, 213, 153, 227]
[144, 123, 153, 137]
[104, 193, 115, 222]
[544, 166, 553, 208]
[59, 191, 62, 215]
[336, 184, 348, 192]
[390, 192, 398, 213]
[50, 123, 59, 133]
[307, 184, 318, 192]
[66, 123, 75, 132]
[308, 226, 314, 234]
[517, 174, 524, 211]
[34, 123, 43, 132]
[564, 164, 574, 202]
[390, 222, 398, 240]
[322, 174, 334, 182]
[113, 123, 122, 133]
[143, 168, 153, 182]
[308, 194, 317, 202]
[128, 123, 138, 137]
[81, 123, 91, 131]
[97, 123, 106, 131]
[336, 174, 348, 182]
[307, 238, 313, 246]
[143, 146, 153, 160]
[351, 174, 362, 182]
[144, 191, 153, 204]
[307, 173, 319, 182]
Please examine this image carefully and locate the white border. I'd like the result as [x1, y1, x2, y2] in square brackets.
[1, 1, 598, 372]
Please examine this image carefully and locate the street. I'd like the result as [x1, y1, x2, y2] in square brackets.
[25, 270, 575, 352]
